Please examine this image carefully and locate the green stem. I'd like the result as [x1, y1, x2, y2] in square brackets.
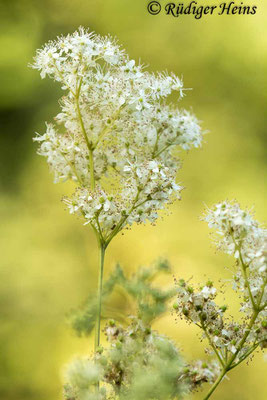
[230, 235, 256, 310]
[60, 152, 83, 185]
[75, 95, 91, 153]
[203, 310, 259, 400]
[228, 342, 259, 370]
[76, 96, 95, 190]
[53, 61, 76, 97]
[105, 190, 141, 246]
[239, 249, 256, 310]
[95, 242, 106, 353]
[202, 323, 225, 368]
[94, 105, 125, 149]
[89, 148, 95, 191]
[203, 369, 226, 400]
[257, 276, 267, 308]
[75, 80, 96, 190]
[203, 269, 266, 399]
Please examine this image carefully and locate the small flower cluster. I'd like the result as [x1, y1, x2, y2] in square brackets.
[34, 123, 89, 183]
[204, 201, 266, 273]
[174, 278, 255, 358]
[174, 201, 266, 396]
[181, 360, 220, 391]
[204, 201, 266, 314]
[174, 279, 223, 329]
[32, 27, 202, 241]
[63, 162, 182, 240]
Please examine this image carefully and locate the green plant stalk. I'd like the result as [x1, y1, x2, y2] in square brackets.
[75, 79, 96, 190]
[202, 368, 227, 400]
[75, 80, 101, 348]
[89, 148, 95, 191]
[95, 241, 106, 353]
[203, 309, 259, 400]
[203, 243, 267, 400]
[75, 84, 101, 347]
[201, 323, 225, 368]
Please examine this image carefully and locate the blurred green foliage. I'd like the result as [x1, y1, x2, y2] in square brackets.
[0, 1, 266, 399]
[65, 262, 186, 400]
[70, 260, 175, 336]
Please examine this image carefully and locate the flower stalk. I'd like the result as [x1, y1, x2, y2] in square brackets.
[95, 240, 106, 352]
[173, 201, 266, 400]
[203, 310, 259, 400]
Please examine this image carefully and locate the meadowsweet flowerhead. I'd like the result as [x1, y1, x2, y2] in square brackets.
[31, 27, 203, 244]
[174, 201, 267, 376]
[204, 201, 266, 266]
[204, 201, 266, 312]
[182, 360, 220, 391]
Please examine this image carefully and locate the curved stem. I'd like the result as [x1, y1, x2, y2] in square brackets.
[203, 369, 226, 400]
[75, 80, 95, 190]
[204, 236, 267, 399]
[95, 242, 106, 352]
[105, 190, 141, 246]
[201, 323, 225, 368]
[257, 276, 267, 308]
[203, 310, 259, 400]
[154, 142, 175, 158]
[228, 342, 259, 370]
[76, 96, 95, 189]
[94, 105, 125, 149]
[239, 249, 256, 310]
[60, 151, 83, 185]
[230, 235, 256, 310]
[89, 148, 95, 191]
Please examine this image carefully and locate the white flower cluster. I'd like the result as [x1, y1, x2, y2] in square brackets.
[174, 279, 222, 326]
[34, 123, 89, 183]
[174, 270, 266, 368]
[174, 202, 266, 375]
[174, 279, 238, 355]
[205, 201, 266, 313]
[32, 27, 202, 242]
[182, 360, 220, 390]
[205, 201, 266, 272]
[63, 161, 182, 240]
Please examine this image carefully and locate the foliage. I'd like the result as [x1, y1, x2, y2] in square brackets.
[70, 259, 175, 336]
[64, 319, 187, 400]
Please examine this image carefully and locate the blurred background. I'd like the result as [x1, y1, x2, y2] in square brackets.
[0, 0, 266, 399]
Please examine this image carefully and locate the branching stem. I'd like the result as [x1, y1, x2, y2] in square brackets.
[203, 307, 260, 399]
[201, 323, 225, 368]
[203, 235, 266, 399]
[76, 79, 96, 190]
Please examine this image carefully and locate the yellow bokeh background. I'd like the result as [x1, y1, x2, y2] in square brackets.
[0, 1, 266, 399]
